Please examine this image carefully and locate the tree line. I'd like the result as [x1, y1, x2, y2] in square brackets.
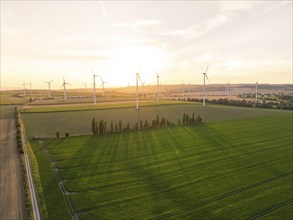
[91, 112, 203, 135]
[181, 97, 293, 110]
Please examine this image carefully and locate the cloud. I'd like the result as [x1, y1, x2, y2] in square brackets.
[1, 10, 18, 36]
[161, 14, 232, 40]
[112, 19, 161, 33]
[219, 1, 258, 12]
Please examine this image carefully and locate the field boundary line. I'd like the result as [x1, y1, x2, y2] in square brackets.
[20, 102, 194, 114]
[18, 109, 40, 220]
[41, 142, 78, 220]
[246, 198, 293, 220]
[151, 171, 292, 220]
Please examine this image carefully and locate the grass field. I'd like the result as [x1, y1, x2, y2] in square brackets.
[28, 109, 292, 219]
[21, 103, 290, 138]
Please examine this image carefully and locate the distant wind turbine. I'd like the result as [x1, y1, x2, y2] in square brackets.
[45, 80, 53, 98]
[136, 67, 143, 110]
[202, 65, 210, 106]
[255, 81, 258, 101]
[61, 77, 70, 102]
[225, 81, 229, 97]
[91, 67, 99, 105]
[22, 81, 26, 96]
[182, 81, 185, 97]
[128, 83, 130, 96]
[138, 75, 146, 98]
[28, 82, 32, 94]
[100, 76, 108, 98]
[154, 71, 160, 101]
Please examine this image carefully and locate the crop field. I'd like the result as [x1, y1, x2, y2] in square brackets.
[21, 103, 289, 138]
[28, 109, 292, 219]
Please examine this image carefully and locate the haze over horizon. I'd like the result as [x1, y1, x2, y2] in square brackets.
[1, 1, 292, 89]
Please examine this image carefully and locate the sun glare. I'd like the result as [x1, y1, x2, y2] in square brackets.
[102, 46, 170, 86]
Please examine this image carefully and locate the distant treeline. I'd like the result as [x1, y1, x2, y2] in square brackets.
[179, 97, 293, 110]
[91, 112, 202, 135]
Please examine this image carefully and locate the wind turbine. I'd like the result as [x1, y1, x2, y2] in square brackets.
[182, 81, 185, 97]
[44, 80, 53, 98]
[91, 67, 99, 105]
[255, 81, 258, 101]
[225, 81, 229, 97]
[27, 82, 32, 94]
[138, 76, 146, 98]
[61, 77, 70, 102]
[154, 71, 160, 101]
[22, 81, 26, 95]
[202, 65, 210, 106]
[136, 67, 143, 110]
[128, 83, 130, 96]
[100, 76, 108, 98]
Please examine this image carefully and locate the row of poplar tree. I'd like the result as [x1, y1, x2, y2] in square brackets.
[91, 112, 202, 135]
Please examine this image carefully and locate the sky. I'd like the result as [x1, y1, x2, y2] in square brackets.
[1, 0, 292, 89]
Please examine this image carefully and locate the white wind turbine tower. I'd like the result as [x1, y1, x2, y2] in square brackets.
[182, 81, 185, 97]
[22, 81, 26, 95]
[28, 82, 32, 94]
[91, 67, 99, 105]
[45, 80, 53, 98]
[61, 77, 70, 102]
[136, 68, 143, 110]
[202, 65, 210, 106]
[255, 81, 258, 101]
[225, 81, 230, 97]
[128, 83, 130, 96]
[154, 71, 160, 101]
[100, 76, 108, 98]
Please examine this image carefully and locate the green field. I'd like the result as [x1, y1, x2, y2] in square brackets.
[22, 103, 289, 138]
[28, 107, 292, 219]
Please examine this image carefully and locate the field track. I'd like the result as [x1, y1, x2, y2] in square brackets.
[0, 106, 27, 219]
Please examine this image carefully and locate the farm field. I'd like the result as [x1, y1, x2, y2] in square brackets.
[28, 110, 292, 219]
[21, 102, 290, 138]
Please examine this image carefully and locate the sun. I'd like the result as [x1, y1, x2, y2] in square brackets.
[103, 45, 170, 86]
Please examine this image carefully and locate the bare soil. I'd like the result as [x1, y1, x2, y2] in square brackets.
[0, 106, 27, 219]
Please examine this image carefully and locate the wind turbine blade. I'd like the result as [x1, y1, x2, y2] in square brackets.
[205, 74, 210, 83]
[90, 66, 95, 75]
[205, 65, 210, 74]
[154, 70, 158, 76]
[138, 74, 142, 83]
[138, 65, 143, 73]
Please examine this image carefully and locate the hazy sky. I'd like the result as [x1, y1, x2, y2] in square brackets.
[1, 1, 292, 89]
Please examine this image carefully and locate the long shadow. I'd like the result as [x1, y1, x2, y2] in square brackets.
[185, 123, 254, 167]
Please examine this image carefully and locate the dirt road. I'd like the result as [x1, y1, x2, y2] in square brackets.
[0, 106, 27, 219]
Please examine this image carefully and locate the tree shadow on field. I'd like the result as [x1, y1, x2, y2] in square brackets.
[123, 128, 196, 218]
[58, 136, 113, 179]
[183, 124, 246, 167]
